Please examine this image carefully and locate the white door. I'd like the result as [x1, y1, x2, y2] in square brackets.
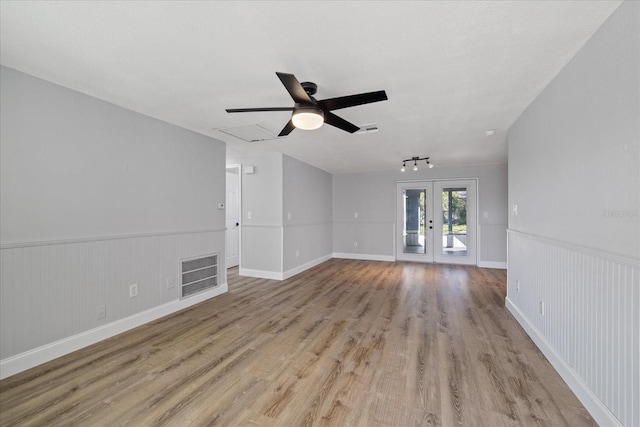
[396, 179, 477, 265]
[396, 182, 435, 262]
[433, 180, 477, 265]
[225, 166, 240, 268]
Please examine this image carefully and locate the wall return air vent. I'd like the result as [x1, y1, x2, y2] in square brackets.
[181, 254, 218, 298]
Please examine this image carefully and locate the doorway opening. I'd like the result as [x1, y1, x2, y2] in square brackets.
[225, 165, 241, 269]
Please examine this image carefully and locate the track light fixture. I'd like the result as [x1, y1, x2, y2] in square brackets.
[400, 156, 433, 172]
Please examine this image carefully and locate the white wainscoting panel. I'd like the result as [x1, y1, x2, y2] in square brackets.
[283, 222, 332, 272]
[479, 223, 508, 265]
[507, 230, 638, 427]
[332, 221, 395, 258]
[241, 225, 282, 275]
[0, 230, 226, 377]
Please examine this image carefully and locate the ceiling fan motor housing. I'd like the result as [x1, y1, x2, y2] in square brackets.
[300, 81, 317, 96]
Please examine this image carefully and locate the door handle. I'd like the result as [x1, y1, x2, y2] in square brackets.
[236, 222, 239, 227]
[429, 226, 433, 229]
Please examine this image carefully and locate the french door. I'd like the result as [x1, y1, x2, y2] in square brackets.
[396, 180, 476, 265]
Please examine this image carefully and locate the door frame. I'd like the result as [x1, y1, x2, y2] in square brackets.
[226, 164, 242, 269]
[395, 178, 479, 265]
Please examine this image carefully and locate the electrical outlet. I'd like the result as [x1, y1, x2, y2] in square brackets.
[247, 211, 252, 220]
[295, 249, 299, 258]
[516, 279, 520, 292]
[129, 283, 138, 298]
[287, 212, 292, 220]
[354, 241, 358, 248]
[97, 304, 106, 320]
[166, 277, 174, 289]
[512, 204, 518, 216]
[354, 212, 359, 219]
[539, 300, 545, 316]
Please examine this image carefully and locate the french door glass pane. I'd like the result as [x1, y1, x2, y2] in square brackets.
[442, 187, 467, 256]
[403, 189, 427, 254]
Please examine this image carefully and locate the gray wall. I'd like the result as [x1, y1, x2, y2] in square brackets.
[231, 153, 284, 275]
[227, 153, 333, 277]
[333, 163, 508, 264]
[508, 11, 639, 257]
[1, 67, 227, 366]
[507, 2, 638, 425]
[1, 67, 225, 243]
[283, 155, 333, 272]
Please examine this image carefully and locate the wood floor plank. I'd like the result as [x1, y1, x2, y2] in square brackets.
[0, 259, 596, 426]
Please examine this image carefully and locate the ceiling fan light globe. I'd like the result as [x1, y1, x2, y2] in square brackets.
[292, 109, 324, 130]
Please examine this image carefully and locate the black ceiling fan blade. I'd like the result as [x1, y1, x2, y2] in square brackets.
[324, 112, 360, 133]
[278, 119, 296, 137]
[276, 72, 313, 104]
[317, 90, 388, 112]
[226, 107, 293, 113]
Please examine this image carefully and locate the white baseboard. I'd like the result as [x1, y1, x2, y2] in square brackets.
[333, 252, 395, 262]
[505, 298, 621, 427]
[283, 254, 332, 280]
[0, 283, 228, 380]
[239, 268, 283, 281]
[240, 255, 334, 281]
[478, 261, 507, 269]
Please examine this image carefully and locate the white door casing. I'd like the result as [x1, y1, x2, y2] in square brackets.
[225, 166, 241, 268]
[396, 179, 477, 265]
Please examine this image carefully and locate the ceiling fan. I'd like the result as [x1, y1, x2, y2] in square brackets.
[225, 72, 388, 136]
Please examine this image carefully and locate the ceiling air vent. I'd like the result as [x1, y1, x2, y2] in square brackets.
[217, 122, 279, 142]
[356, 123, 379, 134]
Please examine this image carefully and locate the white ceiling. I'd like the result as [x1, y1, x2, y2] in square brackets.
[0, 1, 622, 174]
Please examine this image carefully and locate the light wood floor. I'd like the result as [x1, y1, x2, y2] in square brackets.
[0, 259, 595, 426]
